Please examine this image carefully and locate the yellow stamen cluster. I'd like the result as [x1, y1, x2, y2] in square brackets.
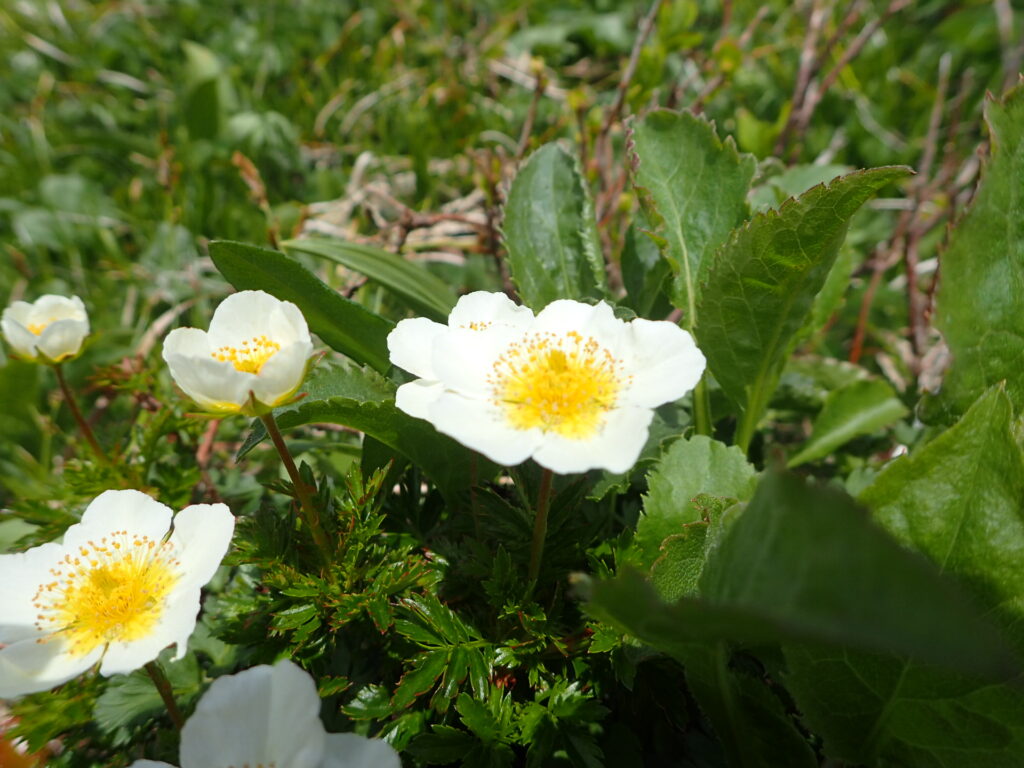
[32, 530, 180, 657]
[27, 319, 57, 336]
[490, 330, 625, 439]
[212, 335, 281, 374]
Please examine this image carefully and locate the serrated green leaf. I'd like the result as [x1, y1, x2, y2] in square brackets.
[788, 379, 908, 467]
[209, 240, 393, 373]
[342, 684, 393, 721]
[409, 725, 477, 764]
[503, 143, 606, 308]
[392, 649, 449, 710]
[695, 166, 910, 450]
[784, 387, 1024, 766]
[630, 109, 756, 325]
[635, 435, 757, 567]
[620, 216, 671, 318]
[457, 692, 500, 742]
[649, 523, 708, 602]
[283, 237, 457, 321]
[584, 472, 1019, 678]
[925, 87, 1024, 422]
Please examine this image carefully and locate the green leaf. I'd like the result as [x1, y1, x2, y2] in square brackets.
[620, 216, 671, 318]
[787, 379, 908, 467]
[649, 523, 708, 602]
[695, 166, 910, 450]
[629, 109, 756, 324]
[393, 649, 449, 710]
[925, 87, 1024, 422]
[635, 435, 757, 567]
[181, 41, 233, 141]
[457, 692, 501, 742]
[209, 240, 393, 373]
[785, 387, 1024, 766]
[583, 472, 1019, 678]
[282, 237, 457, 321]
[409, 725, 477, 764]
[502, 143, 606, 308]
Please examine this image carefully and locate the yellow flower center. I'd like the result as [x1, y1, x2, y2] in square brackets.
[27, 319, 57, 335]
[212, 335, 282, 374]
[32, 531, 180, 657]
[490, 331, 626, 439]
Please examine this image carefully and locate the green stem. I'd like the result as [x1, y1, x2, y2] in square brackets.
[53, 363, 108, 464]
[693, 378, 713, 437]
[528, 469, 554, 582]
[144, 661, 184, 731]
[260, 411, 333, 566]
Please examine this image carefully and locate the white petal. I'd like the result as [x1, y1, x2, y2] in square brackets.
[1, 314, 39, 359]
[275, 298, 313, 346]
[168, 503, 235, 593]
[28, 295, 88, 325]
[531, 406, 654, 474]
[620, 320, 706, 408]
[394, 380, 444, 419]
[0, 542, 64, 644]
[2, 300, 33, 325]
[62, 490, 173, 553]
[249, 339, 313, 407]
[99, 590, 200, 675]
[180, 661, 326, 768]
[428, 391, 541, 466]
[163, 330, 254, 412]
[447, 291, 534, 330]
[387, 317, 447, 379]
[0, 635, 101, 698]
[36, 318, 89, 361]
[532, 299, 623, 340]
[321, 733, 401, 768]
[431, 326, 519, 399]
[207, 290, 295, 347]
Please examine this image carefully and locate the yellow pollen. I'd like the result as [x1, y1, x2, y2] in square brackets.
[212, 335, 281, 374]
[27, 318, 58, 335]
[32, 531, 180, 657]
[489, 331, 626, 439]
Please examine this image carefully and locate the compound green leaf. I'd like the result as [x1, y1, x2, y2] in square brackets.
[788, 379, 908, 467]
[209, 240, 393, 373]
[925, 87, 1024, 422]
[283, 237, 457, 321]
[630, 109, 756, 325]
[695, 166, 910, 450]
[502, 143, 606, 308]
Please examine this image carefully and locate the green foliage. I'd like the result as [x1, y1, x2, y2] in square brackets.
[926, 86, 1024, 422]
[630, 110, 757, 325]
[503, 143, 606, 308]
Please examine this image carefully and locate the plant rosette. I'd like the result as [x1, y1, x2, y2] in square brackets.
[388, 291, 707, 474]
[0, 490, 234, 698]
[162, 290, 314, 417]
[128, 660, 400, 768]
[1, 294, 90, 363]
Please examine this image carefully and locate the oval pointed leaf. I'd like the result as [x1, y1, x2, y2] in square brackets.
[209, 239, 393, 373]
[283, 237, 456, 321]
[502, 143, 605, 308]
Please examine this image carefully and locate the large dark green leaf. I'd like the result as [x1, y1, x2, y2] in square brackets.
[787, 378, 908, 467]
[209, 240, 393, 373]
[502, 143, 606, 308]
[629, 109, 756, 326]
[695, 166, 910, 450]
[282, 237, 456, 321]
[237, 360, 494, 503]
[583, 472, 1018, 678]
[785, 387, 1024, 766]
[925, 87, 1024, 422]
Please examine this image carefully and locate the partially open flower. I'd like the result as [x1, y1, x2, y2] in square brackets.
[0, 490, 234, 698]
[162, 290, 313, 416]
[388, 292, 707, 474]
[128, 660, 400, 768]
[1, 294, 90, 363]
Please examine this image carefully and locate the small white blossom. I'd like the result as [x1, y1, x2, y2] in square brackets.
[388, 292, 707, 474]
[162, 290, 313, 416]
[128, 660, 400, 768]
[0, 490, 234, 698]
[1, 294, 90, 363]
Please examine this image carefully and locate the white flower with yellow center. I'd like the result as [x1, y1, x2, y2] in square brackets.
[162, 290, 314, 416]
[1, 294, 90, 363]
[0, 490, 234, 698]
[128, 660, 400, 768]
[387, 292, 707, 474]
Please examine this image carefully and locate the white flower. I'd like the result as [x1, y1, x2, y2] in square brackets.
[387, 292, 707, 474]
[162, 290, 313, 416]
[1, 294, 90, 363]
[128, 660, 400, 768]
[0, 490, 234, 698]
